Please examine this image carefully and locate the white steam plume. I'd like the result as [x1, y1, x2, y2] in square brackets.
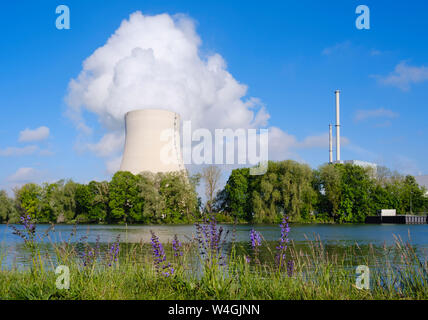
[66, 11, 296, 172]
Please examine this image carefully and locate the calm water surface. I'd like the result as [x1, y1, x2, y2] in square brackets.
[1, 223, 428, 268]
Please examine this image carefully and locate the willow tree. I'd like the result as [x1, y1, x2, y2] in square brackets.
[315, 164, 342, 220]
[157, 171, 199, 223]
[251, 161, 316, 223]
[137, 172, 165, 223]
[108, 171, 144, 223]
[0, 190, 17, 223]
[223, 167, 251, 221]
[221, 161, 316, 223]
[14, 183, 42, 220]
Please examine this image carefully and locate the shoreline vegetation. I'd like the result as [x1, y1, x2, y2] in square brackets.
[0, 161, 427, 226]
[1, 215, 427, 300]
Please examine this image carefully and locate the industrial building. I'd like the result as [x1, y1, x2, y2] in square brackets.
[120, 109, 185, 175]
[415, 175, 428, 196]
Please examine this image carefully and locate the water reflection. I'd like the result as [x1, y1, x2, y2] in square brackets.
[1, 223, 428, 269]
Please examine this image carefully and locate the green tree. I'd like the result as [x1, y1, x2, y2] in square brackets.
[108, 171, 144, 223]
[338, 164, 374, 222]
[39, 182, 62, 223]
[0, 190, 17, 223]
[59, 180, 79, 222]
[315, 164, 342, 221]
[137, 173, 164, 223]
[158, 171, 199, 223]
[400, 175, 426, 214]
[223, 168, 251, 220]
[87, 181, 109, 223]
[221, 161, 316, 223]
[14, 183, 42, 220]
[74, 184, 92, 223]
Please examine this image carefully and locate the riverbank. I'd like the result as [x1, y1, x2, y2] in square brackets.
[1, 229, 427, 300]
[0, 211, 337, 225]
[1, 248, 427, 300]
[1, 260, 426, 300]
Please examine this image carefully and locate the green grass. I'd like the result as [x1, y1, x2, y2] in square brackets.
[1, 228, 428, 300]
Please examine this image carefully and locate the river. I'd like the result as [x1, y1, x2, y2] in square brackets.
[1, 223, 428, 268]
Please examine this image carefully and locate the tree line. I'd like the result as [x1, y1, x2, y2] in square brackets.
[215, 161, 428, 223]
[0, 160, 427, 224]
[0, 171, 199, 224]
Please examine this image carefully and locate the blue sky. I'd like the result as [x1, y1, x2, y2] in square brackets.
[0, 0, 427, 193]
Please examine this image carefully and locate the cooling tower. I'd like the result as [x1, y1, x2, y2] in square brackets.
[119, 109, 185, 175]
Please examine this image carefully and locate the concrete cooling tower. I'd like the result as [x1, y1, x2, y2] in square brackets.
[119, 109, 185, 175]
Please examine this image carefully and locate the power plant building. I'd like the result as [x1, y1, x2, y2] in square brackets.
[415, 175, 428, 197]
[120, 109, 185, 175]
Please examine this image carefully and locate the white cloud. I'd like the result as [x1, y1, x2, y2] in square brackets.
[370, 49, 382, 56]
[373, 61, 428, 91]
[0, 145, 38, 156]
[19, 126, 50, 142]
[66, 12, 267, 133]
[296, 133, 350, 149]
[66, 11, 353, 173]
[266, 129, 352, 161]
[39, 149, 55, 156]
[391, 155, 422, 176]
[321, 41, 351, 55]
[344, 144, 378, 161]
[106, 156, 122, 175]
[86, 132, 125, 157]
[65, 11, 287, 170]
[354, 108, 399, 122]
[0, 145, 53, 157]
[7, 167, 40, 183]
[373, 120, 392, 128]
[267, 126, 298, 161]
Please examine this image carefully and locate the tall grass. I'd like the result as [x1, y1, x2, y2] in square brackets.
[0, 217, 427, 300]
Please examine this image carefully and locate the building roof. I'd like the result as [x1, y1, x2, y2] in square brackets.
[343, 160, 377, 169]
[415, 175, 428, 190]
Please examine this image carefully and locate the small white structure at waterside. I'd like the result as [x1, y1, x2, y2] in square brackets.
[377, 209, 396, 217]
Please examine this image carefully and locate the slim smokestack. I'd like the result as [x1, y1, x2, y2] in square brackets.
[335, 90, 341, 162]
[329, 124, 333, 163]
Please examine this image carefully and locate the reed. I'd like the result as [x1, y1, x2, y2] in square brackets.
[0, 217, 427, 300]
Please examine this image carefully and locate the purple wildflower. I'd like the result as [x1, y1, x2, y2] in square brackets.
[78, 235, 99, 268]
[20, 215, 35, 235]
[9, 214, 36, 247]
[276, 216, 290, 270]
[172, 235, 183, 257]
[150, 231, 174, 277]
[81, 246, 96, 267]
[107, 235, 120, 267]
[194, 215, 229, 267]
[287, 259, 294, 277]
[250, 229, 262, 264]
[250, 229, 262, 249]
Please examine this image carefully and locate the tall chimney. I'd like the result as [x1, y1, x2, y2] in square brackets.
[329, 124, 333, 163]
[335, 90, 341, 162]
